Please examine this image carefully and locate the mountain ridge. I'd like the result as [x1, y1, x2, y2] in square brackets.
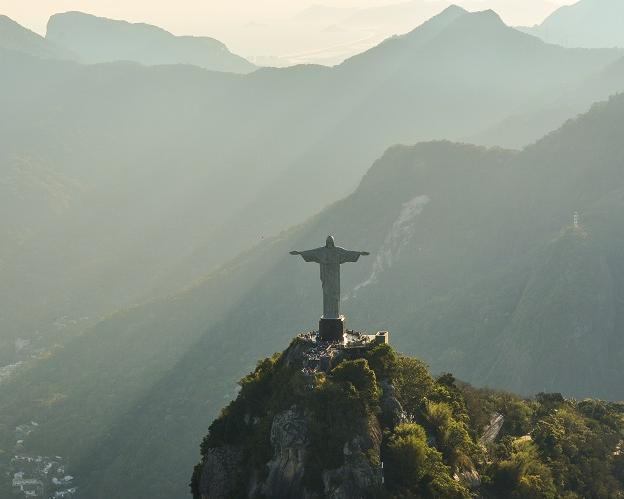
[519, 0, 624, 48]
[0, 14, 76, 61]
[46, 11, 256, 73]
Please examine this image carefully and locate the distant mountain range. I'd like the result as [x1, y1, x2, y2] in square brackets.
[46, 11, 256, 73]
[286, 0, 573, 65]
[0, 14, 74, 60]
[2, 6, 623, 370]
[520, 0, 624, 48]
[290, 0, 624, 65]
[0, 11, 255, 73]
[4, 90, 624, 498]
[3, 5, 624, 498]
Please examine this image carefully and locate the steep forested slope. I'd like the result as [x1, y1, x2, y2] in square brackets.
[4, 93, 624, 497]
[192, 340, 624, 498]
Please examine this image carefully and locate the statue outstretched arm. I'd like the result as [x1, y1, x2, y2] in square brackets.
[290, 248, 322, 263]
[338, 248, 370, 263]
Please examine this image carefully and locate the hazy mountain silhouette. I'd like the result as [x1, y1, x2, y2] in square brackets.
[520, 0, 624, 48]
[46, 11, 256, 73]
[0, 14, 75, 60]
[468, 52, 624, 148]
[4, 93, 624, 497]
[287, 0, 568, 65]
[2, 6, 623, 370]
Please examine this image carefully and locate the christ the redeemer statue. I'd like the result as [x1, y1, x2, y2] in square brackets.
[290, 236, 369, 334]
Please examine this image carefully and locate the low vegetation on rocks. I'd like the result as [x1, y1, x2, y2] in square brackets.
[192, 339, 624, 498]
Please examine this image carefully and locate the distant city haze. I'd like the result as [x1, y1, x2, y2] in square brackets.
[5, 0, 577, 64]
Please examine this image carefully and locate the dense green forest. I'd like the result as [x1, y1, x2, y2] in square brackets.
[193, 339, 624, 498]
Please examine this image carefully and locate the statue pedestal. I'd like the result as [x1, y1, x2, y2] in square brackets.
[319, 316, 345, 342]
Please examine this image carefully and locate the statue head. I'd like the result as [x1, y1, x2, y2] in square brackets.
[326, 235, 335, 248]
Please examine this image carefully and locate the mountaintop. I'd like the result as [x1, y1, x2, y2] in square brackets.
[341, 6, 527, 67]
[192, 334, 624, 498]
[520, 0, 624, 48]
[0, 14, 75, 60]
[46, 11, 256, 73]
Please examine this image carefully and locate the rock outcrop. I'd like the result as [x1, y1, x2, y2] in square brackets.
[260, 406, 309, 498]
[197, 446, 243, 499]
[322, 415, 382, 499]
[195, 405, 384, 499]
[193, 335, 624, 499]
[193, 332, 387, 499]
[380, 379, 407, 427]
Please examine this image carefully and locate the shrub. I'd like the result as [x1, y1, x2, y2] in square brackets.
[365, 343, 399, 379]
[384, 423, 469, 498]
[332, 359, 380, 403]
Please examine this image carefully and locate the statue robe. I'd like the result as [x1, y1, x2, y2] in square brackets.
[298, 246, 363, 318]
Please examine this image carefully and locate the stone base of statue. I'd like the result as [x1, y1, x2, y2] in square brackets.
[319, 316, 345, 342]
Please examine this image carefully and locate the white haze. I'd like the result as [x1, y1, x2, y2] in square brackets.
[5, 0, 578, 65]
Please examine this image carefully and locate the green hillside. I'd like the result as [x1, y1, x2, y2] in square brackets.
[193, 339, 624, 498]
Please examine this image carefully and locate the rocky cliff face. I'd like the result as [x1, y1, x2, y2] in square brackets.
[260, 406, 310, 498]
[321, 417, 382, 499]
[192, 334, 624, 498]
[197, 446, 243, 498]
[193, 333, 388, 499]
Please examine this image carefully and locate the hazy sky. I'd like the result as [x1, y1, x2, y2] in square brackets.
[3, 0, 577, 34]
[4, 0, 579, 63]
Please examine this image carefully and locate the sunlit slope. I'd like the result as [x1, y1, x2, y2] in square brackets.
[152, 6, 624, 293]
[3, 7, 624, 365]
[78, 96, 624, 498]
[4, 93, 624, 497]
